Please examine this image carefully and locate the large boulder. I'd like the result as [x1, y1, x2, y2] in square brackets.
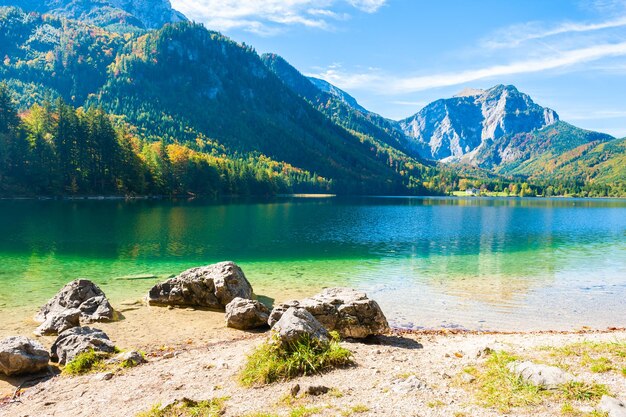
[272, 307, 330, 346]
[35, 279, 116, 328]
[225, 297, 270, 330]
[50, 327, 116, 365]
[0, 336, 50, 376]
[34, 308, 81, 336]
[147, 261, 253, 309]
[507, 361, 574, 390]
[268, 288, 389, 338]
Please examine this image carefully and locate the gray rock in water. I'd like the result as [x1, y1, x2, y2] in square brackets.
[34, 308, 81, 336]
[507, 361, 574, 390]
[272, 307, 330, 346]
[225, 297, 270, 330]
[35, 279, 116, 325]
[147, 261, 253, 309]
[0, 336, 50, 376]
[600, 396, 626, 417]
[51, 327, 116, 365]
[269, 288, 389, 338]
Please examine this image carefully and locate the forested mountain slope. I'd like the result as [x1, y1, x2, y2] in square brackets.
[0, 7, 441, 196]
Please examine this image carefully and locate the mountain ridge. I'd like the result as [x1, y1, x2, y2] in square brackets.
[0, 0, 187, 31]
[0, 4, 623, 197]
[396, 84, 560, 162]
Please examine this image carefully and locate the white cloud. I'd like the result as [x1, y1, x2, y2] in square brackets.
[347, 0, 387, 13]
[170, 0, 386, 35]
[309, 42, 626, 94]
[483, 17, 626, 49]
[564, 109, 626, 120]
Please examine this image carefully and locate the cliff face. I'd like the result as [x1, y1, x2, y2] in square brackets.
[397, 85, 559, 162]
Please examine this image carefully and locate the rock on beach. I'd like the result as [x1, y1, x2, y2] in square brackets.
[147, 261, 253, 309]
[269, 287, 389, 338]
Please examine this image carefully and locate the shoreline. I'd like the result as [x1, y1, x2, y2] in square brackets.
[1, 194, 625, 201]
[2, 326, 624, 416]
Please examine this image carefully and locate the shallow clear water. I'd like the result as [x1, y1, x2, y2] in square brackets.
[0, 196, 625, 331]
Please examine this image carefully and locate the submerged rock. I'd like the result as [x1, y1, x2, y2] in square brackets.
[35, 279, 116, 331]
[51, 327, 116, 365]
[269, 287, 389, 338]
[0, 336, 50, 376]
[272, 307, 330, 346]
[507, 361, 574, 390]
[147, 261, 253, 309]
[34, 309, 81, 336]
[225, 297, 270, 330]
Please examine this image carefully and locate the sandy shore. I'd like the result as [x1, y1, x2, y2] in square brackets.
[1, 321, 625, 416]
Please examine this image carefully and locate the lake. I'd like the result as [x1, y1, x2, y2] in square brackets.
[0, 196, 625, 332]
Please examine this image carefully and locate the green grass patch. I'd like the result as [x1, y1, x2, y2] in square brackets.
[341, 404, 370, 416]
[560, 381, 609, 402]
[136, 397, 227, 417]
[546, 341, 625, 376]
[63, 350, 110, 375]
[288, 405, 322, 417]
[63, 348, 145, 376]
[240, 331, 353, 386]
[589, 357, 613, 373]
[467, 351, 545, 412]
[561, 402, 608, 416]
[463, 349, 615, 413]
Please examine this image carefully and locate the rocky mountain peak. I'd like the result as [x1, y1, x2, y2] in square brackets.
[398, 85, 559, 162]
[454, 87, 485, 97]
[4, 0, 187, 30]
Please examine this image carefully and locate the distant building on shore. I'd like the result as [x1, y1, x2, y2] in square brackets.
[466, 188, 480, 196]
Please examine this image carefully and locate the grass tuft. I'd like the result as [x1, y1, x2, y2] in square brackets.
[559, 381, 609, 401]
[341, 404, 370, 416]
[63, 350, 110, 375]
[243, 413, 279, 417]
[288, 405, 322, 417]
[589, 357, 613, 373]
[240, 331, 353, 386]
[135, 397, 227, 417]
[467, 351, 545, 412]
[548, 341, 625, 375]
[561, 402, 609, 417]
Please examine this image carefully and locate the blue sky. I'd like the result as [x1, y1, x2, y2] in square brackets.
[170, 0, 626, 137]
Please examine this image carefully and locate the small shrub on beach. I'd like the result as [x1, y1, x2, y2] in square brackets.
[240, 331, 353, 386]
[136, 397, 227, 417]
[63, 350, 110, 375]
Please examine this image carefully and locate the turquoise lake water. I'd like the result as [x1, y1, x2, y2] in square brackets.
[0, 196, 624, 331]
